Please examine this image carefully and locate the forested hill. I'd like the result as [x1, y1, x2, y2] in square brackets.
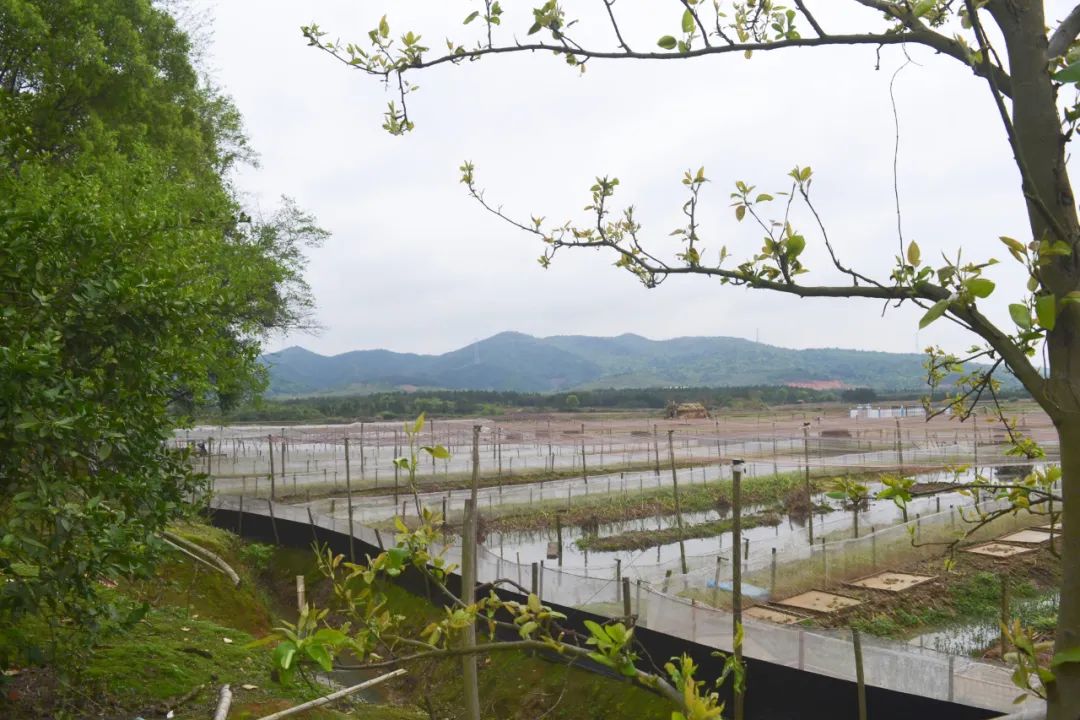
[261, 332, 945, 396]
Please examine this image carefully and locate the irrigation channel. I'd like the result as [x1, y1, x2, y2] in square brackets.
[201, 413, 1060, 716]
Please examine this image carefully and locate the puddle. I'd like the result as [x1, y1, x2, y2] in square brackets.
[909, 594, 1059, 656]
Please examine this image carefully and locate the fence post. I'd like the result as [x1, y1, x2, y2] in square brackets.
[853, 628, 867, 720]
[461, 498, 480, 720]
[1000, 574, 1010, 657]
[267, 499, 279, 545]
[947, 654, 955, 702]
[895, 418, 904, 474]
[238, 495, 244, 537]
[531, 562, 539, 595]
[615, 558, 622, 604]
[268, 434, 276, 501]
[307, 507, 319, 546]
[344, 435, 355, 563]
[770, 547, 777, 597]
[557, 513, 564, 567]
[803, 424, 814, 544]
[732, 459, 745, 720]
[667, 430, 689, 575]
[622, 577, 632, 619]
[580, 424, 587, 484]
[821, 537, 827, 583]
[713, 556, 723, 606]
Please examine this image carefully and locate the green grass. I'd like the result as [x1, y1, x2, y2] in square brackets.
[849, 570, 1048, 640]
[1, 519, 682, 720]
[435, 469, 883, 535]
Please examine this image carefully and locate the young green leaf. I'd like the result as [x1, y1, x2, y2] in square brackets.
[657, 35, 677, 50]
[1009, 303, 1033, 330]
[1052, 647, 1080, 667]
[305, 643, 334, 672]
[965, 277, 995, 299]
[682, 9, 695, 33]
[906, 240, 921, 267]
[919, 298, 949, 329]
[1036, 294, 1057, 331]
[1053, 60, 1080, 83]
[273, 640, 298, 670]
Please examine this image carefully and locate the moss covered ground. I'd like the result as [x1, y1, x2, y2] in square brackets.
[0, 519, 678, 719]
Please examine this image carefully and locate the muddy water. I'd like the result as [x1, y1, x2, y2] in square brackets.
[482, 466, 1030, 573]
[909, 593, 1059, 656]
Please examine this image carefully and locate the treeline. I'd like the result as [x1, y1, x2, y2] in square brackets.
[218, 385, 896, 423]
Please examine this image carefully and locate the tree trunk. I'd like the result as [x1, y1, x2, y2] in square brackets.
[986, 8, 1080, 715]
[1048, 417, 1080, 720]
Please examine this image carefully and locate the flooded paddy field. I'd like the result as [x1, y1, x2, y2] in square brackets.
[199, 404, 1059, 608]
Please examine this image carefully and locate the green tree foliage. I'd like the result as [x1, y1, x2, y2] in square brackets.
[0, 0, 324, 639]
[221, 384, 859, 422]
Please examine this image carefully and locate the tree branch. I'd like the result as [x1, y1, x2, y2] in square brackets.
[1048, 3, 1080, 60]
[964, 0, 1070, 244]
[794, 0, 826, 37]
[311, 29, 1010, 97]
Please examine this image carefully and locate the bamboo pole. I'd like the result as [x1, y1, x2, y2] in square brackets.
[254, 669, 406, 720]
[212, 684, 232, 720]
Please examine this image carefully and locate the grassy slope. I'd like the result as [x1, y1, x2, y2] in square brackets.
[0, 520, 677, 720]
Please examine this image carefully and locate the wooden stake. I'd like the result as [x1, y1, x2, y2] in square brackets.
[667, 430, 688, 575]
[344, 435, 355, 563]
[296, 575, 306, 614]
[803, 424, 813, 544]
[461, 427, 482, 720]
[581, 424, 587, 484]
[556, 513, 564, 567]
[732, 459, 745, 720]
[653, 424, 661, 476]
[853, 628, 867, 720]
[1001, 574, 1010, 657]
[268, 434, 276, 501]
[895, 418, 904, 474]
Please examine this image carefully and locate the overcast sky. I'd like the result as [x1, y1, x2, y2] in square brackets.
[189, 1, 1072, 359]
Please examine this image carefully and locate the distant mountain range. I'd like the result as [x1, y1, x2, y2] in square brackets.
[259, 332, 956, 396]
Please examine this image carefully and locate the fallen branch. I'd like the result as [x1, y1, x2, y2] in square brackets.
[161, 537, 225, 578]
[253, 669, 407, 720]
[163, 531, 241, 586]
[213, 684, 232, 720]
